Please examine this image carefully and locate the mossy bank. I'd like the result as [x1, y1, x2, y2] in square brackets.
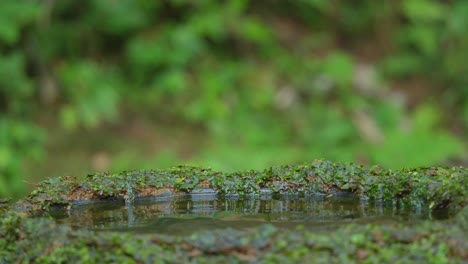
[1, 160, 467, 263]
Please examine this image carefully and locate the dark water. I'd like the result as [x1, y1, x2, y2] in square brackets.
[50, 194, 448, 236]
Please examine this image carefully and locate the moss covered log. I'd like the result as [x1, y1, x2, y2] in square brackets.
[1, 160, 467, 263]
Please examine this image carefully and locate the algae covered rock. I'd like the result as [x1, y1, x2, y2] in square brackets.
[24, 160, 467, 212]
[1, 160, 467, 263]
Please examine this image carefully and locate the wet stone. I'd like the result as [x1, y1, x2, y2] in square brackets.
[2, 160, 466, 263]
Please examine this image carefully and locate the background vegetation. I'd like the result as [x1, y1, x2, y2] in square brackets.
[1, 0, 467, 198]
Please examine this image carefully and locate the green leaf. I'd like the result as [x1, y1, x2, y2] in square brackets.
[402, 0, 444, 22]
[0, 1, 41, 44]
[323, 52, 354, 85]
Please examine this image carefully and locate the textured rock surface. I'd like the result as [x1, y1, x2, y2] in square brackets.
[1, 160, 467, 263]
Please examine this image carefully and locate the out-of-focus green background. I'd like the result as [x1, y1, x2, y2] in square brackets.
[1, 0, 467, 198]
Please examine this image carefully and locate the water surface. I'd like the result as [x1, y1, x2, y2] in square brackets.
[51, 194, 448, 236]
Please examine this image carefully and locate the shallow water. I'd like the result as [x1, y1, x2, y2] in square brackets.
[50, 194, 449, 236]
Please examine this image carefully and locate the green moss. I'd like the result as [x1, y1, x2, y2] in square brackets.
[1, 160, 467, 262]
[0, 208, 467, 263]
[25, 160, 467, 212]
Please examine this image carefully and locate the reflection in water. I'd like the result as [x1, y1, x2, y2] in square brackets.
[51, 194, 448, 236]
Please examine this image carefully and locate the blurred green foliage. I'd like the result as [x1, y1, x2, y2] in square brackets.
[0, 0, 466, 198]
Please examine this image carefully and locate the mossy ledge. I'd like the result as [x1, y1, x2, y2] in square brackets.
[20, 159, 467, 213]
[1, 160, 467, 263]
